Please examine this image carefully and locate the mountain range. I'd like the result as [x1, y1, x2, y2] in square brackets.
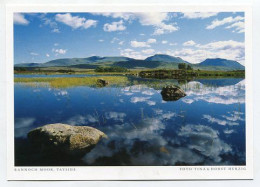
[14, 54, 245, 71]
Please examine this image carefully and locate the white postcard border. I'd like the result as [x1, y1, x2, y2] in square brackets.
[6, 4, 253, 180]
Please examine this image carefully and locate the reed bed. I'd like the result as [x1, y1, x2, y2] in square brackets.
[14, 76, 129, 88]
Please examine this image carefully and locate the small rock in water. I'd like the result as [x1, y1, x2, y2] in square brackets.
[97, 79, 109, 87]
[27, 123, 107, 157]
[161, 85, 186, 101]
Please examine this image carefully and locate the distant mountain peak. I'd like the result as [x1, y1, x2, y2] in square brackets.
[199, 58, 244, 70]
[145, 54, 189, 64]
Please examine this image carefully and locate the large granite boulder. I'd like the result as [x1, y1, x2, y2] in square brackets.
[161, 85, 186, 101]
[27, 123, 107, 157]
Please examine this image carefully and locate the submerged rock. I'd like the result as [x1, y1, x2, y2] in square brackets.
[27, 123, 107, 157]
[97, 79, 109, 87]
[161, 85, 186, 101]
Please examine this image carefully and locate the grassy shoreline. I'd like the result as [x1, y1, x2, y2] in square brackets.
[14, 68, 245, 77]
[14, 76, 129, 88]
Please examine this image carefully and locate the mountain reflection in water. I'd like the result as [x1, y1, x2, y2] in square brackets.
[14, 77, 245, 166]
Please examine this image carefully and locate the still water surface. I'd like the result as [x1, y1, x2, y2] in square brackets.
[14, 75, 245, 166]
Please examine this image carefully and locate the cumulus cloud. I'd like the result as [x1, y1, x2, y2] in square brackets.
[55, 13, 97, 29]
[147, 38, 156, 44]
[105, 112, 126, 122]
[118, 41, 124, 45]
[66, 114, 98, 126]
[14, 13, 29, 25]
[178, 125, 232, 163]
[30, 52, 38, 56]
[182, 79, 245, 105]
[103, 20, 126, 32]
[206, 16, 244, 33]
[168, 40, 244, 64]
[169, 42, 177, 46]
[51, 28, 60, 33]
[83, 116, 233, 165]
[130, 96, 151, 103]
[130, 41, 150, 48]
[52, 48, 67, 55]
[142, 49, 155, 55]
[130, 38, 157, 48]
[120, 48, 145, 59]
[183, 40, 196, 46]
[162, 40, 168, 44]
[142, 90, 155, 95]
[39, 14, 60, 33]
[223, 129, 235, 134]
[93, 12, 178, 35]
[15, 117, 36, 138]
[153, 22, 179, 35]
[54, 90, 68, 96]
[182, 12, 218, 19]
[203, 115, 239, 126]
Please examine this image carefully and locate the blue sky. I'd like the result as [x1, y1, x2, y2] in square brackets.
[14, 12, 245, 64]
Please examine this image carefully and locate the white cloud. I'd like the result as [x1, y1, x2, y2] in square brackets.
[66, 114, 98, 125]
[224, 129, 235, 134]
[30, 52, 38, 56]
[169, 42, 177, 46]
[183, 79, 245, 105]
[147, 38, 156, 44]
[54, 43, 59, 46]
[162, 40, 168, 44]
[110, 37, 119, 43]
[118, 41, 124, 45]
[52, 48, 67, 55]
[167, 40, 244, 64]
[203, 115, 239, 126]
[54, 90, 68, 96]
[147, 101, 156, 106]
[15, 117, 36, 138]
[142, 49, 155, 54]
[83, 117, 233, 165]
[98, 39, 104, 42]
[199, 40, 244, 51]
[105, 112, 126, 122]
[131, 96, 151, 103]
[14, 13, 29, 25]
[153, 22, 178, 35]
[46, 53, 50, 57]
[55, 13, 97, 29]
[131, 41, 150, 48]
[130, 38, 158, 48]
[103, 20, 126, 32]
[92, 12, 133, 20]
[206, 16, 244, 33]
[183, 40, 196, 46]
[94, 12, 178, 35]
[225, 21, 245, 33]
[52, 28, 60, 33]
[40, 14, 60, 33]
[135, 12, 169, 25]
[178, 125, 232, 162]
[120, 49, 145, 59]
[142, 90, 155, 95]
[182, 12, 218, 19]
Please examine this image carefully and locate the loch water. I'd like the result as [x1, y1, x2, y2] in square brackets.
[14, 76, 245, 166]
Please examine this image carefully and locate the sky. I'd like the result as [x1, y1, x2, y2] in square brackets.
[14, 12, 245, 64]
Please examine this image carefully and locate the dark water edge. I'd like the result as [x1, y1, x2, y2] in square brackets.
[15, 138, 245, 166]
